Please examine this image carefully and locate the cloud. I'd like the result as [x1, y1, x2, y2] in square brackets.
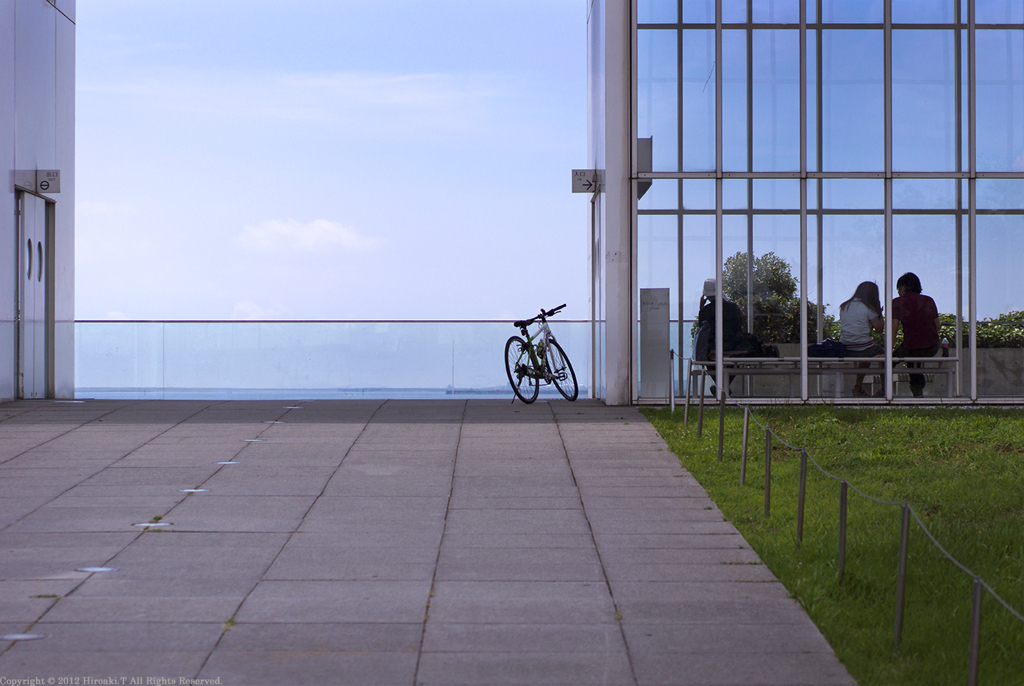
[1015, 153, 1024, 172]
[79, 69, 509, 136]
[236, 218, 382, 253]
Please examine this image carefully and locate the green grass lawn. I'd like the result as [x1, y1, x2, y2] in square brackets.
[641, 405, 1024, 686]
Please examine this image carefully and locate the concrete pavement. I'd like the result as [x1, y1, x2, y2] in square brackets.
[0, 399, 855, 685]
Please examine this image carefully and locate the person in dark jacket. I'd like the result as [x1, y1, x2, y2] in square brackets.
[892, 272, 940, 397]
[697, 278, 745, 352]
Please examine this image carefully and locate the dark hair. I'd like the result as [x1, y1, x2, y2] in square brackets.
[840, 281, 882, 316]
[896, 272, 922, 294]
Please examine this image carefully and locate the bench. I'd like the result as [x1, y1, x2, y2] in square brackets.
[683, 355, 959, 423]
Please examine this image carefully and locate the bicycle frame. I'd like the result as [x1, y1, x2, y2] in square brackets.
[517, 318, 557, 382]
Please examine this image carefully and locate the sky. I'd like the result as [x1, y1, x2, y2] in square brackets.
[75, 0, 590, 321]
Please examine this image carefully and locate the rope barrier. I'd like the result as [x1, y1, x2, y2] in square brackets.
[720, 401, 1024, 627]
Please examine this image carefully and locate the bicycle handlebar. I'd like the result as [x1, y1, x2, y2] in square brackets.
[513, 304, 567, 330]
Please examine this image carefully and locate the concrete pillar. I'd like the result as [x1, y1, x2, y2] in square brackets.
[604, 0, 632, 405]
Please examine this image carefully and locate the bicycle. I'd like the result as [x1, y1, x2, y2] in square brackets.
[504, 304, 579, 403]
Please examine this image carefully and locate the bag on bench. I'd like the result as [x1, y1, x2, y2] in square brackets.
[808, 338, 847, 357]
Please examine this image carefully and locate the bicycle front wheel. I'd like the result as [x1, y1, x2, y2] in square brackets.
[546, 340, 578, 401]
[505, 336, 539, 403]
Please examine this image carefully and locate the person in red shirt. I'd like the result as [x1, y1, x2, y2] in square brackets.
[892, 272, 941, 397]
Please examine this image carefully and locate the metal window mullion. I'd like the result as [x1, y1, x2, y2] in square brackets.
[968, 0, 977, 401]
[630, 0, 640, 403]
[800, 0, 808, 400]
[817, 0, 825, 352]
[884, 0, 894, 399]
[715, 0, 725, 400]
[677, 0, 685, 377]
[954, 0, 963, 397]
[747, 0, 754, 336]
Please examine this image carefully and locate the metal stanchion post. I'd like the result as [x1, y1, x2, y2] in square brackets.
[838, 480, 848, 584]
[740, 407, 749, 485]
[797, 449, 808, 548]
[669, 349, 676, 413]
[764, 429, 771, 518]
[968, 578, 983, 686]
[717, 392, 726, 462]
[894, 504, 910, 646]
[697, 370, 706, 438]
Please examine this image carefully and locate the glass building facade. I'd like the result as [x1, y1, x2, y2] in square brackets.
[590, 0, 1024, 403]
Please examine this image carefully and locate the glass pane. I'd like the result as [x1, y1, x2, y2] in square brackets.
[639, 0, 677, 24]
[683, 0, 715, 24]
[752, 29, 801, 170]
[723, 179, 749, 208]
[976, 30, 1024, 172]
[822, 179, 884, 209]
[639, 215, 680, 318]
[682, 179, 716, 209]
[976, 0, 1024, 24]
[682, 30, 717, 171]
[722, 29, 748, 171]
[822, 30, 884, 171]
[892, 0, 955, 24]
[893, 179, 957, 208]
[892, 216, 959, 397]
[681, 214, 716, 322]
[977, 179, 1024, 209]
[822, 0, 884, 23]
[976, 215, 1024, 397]
[753, 0, 800, 24]
[892, 30, 957, 171]
[753, 179, 801, 208]
[749, 215, 804, 345]
[722, 1, 747, 24]
[639, 179, 680, 210]
[638, 29, 679, 172]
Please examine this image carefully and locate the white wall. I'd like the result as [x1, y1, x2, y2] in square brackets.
[0, 0, 75, 400]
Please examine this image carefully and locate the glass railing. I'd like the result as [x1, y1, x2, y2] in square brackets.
[75, 320, 592, 400]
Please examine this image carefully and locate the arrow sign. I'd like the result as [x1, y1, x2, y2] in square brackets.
[572, 169, 604, 193]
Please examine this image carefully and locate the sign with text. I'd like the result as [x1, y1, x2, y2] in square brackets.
[571, 169, 604, 194]
[35, 170, 61, 193]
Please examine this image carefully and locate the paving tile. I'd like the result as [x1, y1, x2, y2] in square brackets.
[198, 650, 418, 686]
[0, 399, 854, 686]
[428, 581, 616, 625]
[0, 650, 213, 679]
[237, 580, 432, 623]
[415, 652, 634, 686]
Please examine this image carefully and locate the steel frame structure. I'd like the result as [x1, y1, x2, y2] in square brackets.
[633, 0, 1024, 402]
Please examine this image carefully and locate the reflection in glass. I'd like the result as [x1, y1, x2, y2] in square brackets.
[977, 179, 1024, 209]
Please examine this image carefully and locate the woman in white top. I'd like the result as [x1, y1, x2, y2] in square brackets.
[840, 281, 884, 397]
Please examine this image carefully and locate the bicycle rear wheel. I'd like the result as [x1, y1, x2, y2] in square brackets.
[546, 340, 578, 401]
[505, 336, 539, 403]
